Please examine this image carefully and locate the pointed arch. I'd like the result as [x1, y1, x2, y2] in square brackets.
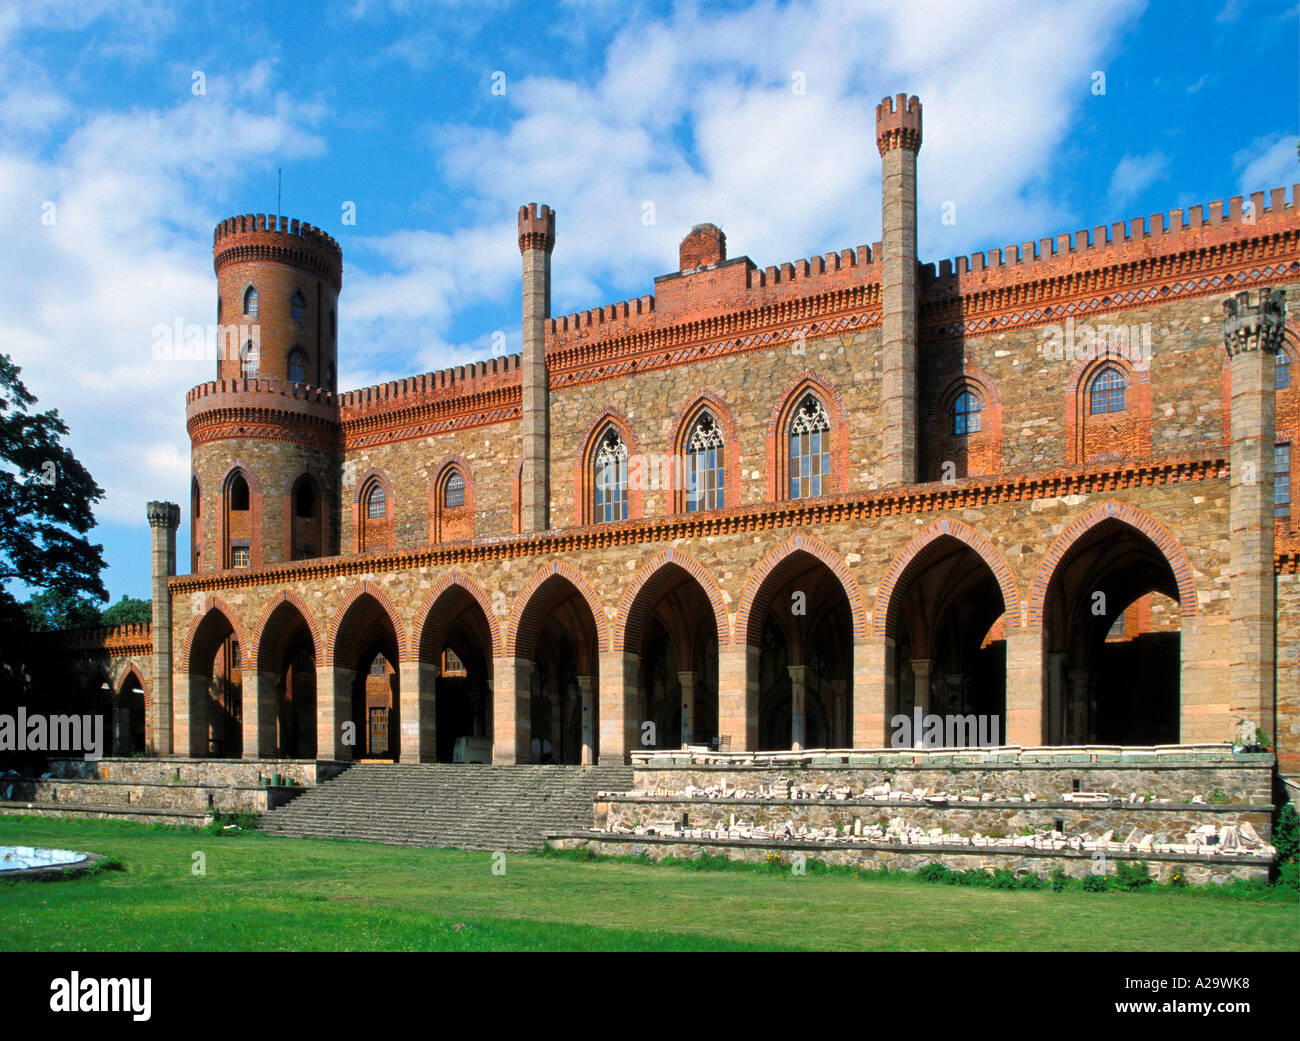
[669, 390, 740, 514]
[112, 661, 152, 707]
[430, 455, 474, 544]
[181, 597, 249, 672]
[250, 590, 324, 671]
[872, 518, 1021, 638]
[354, 468, 394, 554]
[575, 407, 642, 525]
[734, 534, 867, 646]
[766, 369, 850, 501]
[614, 547, 731, 653]
[1027, 501, 1199, 627]
[220, 461, 261, 569]
[1064, 347, 1151, 464]
[326, 580, 408, 667]
[506, 560, 610, 659]
[412, 571, 502, 660]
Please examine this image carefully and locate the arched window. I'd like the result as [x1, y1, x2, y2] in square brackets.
[1089, 366, 1126, 414]
[366, 483, 387, 520]
[191, 476, 201, 572]
[216, 294, 222, 322]
[950, 389, 982, 436]
[1278, 351, 1292, 390]
[290, 291, 305, 323]
[225, 470, 252, 569]
[294, 478, 315, 519]
[685, 412, 725, 511]
[291, 474, 321, 560]
[788, 394, 831, 500]
[443, 469, 465, 509]
[240, 340, 259, 380]
[243, 286, 258, 317]
[229, 473, 250, 511]
[287, 348, 307, 385]
[593, 427, 629, 523]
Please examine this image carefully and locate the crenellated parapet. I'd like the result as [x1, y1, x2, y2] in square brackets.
[518, 202, 556, 255]
[1223, 287, 1287, 357]
[213, 213, 343, 290]
[875, 93, 922, 155]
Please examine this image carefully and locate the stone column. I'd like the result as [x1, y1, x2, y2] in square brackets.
[316, 665, 353, 762]
[398, 660, 436, 762]
[910, 658, 933, 717]
[875, 94, 922, 487]
[114, 701, 131, 755]
[492, 657, 529, 764]
[829, 677, 848, 747]
[677, 670, 699, 746]
[1004, 625, 1044, 746]
[577, 674, 596, 764]
[1067, 667, 1089, 744]
[244, 670, 277, 758]
[787, 665, 809, 750]
[598, 650, 636, 764]
[1224, 289, 1285, 734]
[854, 635, 890, 748]
[717, 644, 758, 751]
[1047, 651, 1067, 745]
[173, 672, 208, 758]
[146, 501, 179, 754]
[518, 203, 555, 532]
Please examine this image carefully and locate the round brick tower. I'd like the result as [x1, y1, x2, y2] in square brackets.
[186, 214, 344, 575]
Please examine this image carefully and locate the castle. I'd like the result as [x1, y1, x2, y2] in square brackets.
[75, 95, 1298, 783]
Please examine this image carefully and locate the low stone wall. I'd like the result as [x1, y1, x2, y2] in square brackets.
[4, 777, 298, 814]
[547, 833, 1272, 885]
[47, 757, 341, 787]
[598, 797, 1273, 842]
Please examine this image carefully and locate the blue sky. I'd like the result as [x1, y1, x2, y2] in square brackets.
[1, 0, 1295, 605]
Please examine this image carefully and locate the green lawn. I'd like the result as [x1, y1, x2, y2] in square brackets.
[1, 816, 1296, 952]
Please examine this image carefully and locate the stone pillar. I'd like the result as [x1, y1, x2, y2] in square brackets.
[875, 94, 922, 487]
[1047, 651, 1067, 744]
[909, 658, 933, 720]
[173, 672, 208, 757]
[577, 674, 596, 764]
[146, 501, 179, 754]
[830, 677, 848, 747]
[717, 644, 758, 751]
[492, 657, 529, 764]
[1224, 289, 1285, 734]
[316, 665, 353, 762]
[787, 665, 809, 750]
[1067, 667, 1089, 744]
[854, 635, 890, 747]
[1004, 625, 1044, 746]
[677, 670, 699, 746]
[114, 702, 131, 755]
[244, 670, 277, 758]
[398, 661, 437, 762]
[598, 651, 636, 764]
[518, 203, 555, 532]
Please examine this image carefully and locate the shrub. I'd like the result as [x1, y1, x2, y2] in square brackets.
[1275, 860, 1298, 892]
[1167, 866, 1188, 889]
[990, 867, 1019, 889]
[1015, 871, 1045, 890]
[918, 861, 951, 884]
[1050, 868, 1070, 891]
[1114, 860, 1153, 890]
[1081, 873, 1109, 892]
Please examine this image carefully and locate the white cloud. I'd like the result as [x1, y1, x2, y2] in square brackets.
[1234, 132, 1298, 198]
[1108, 151, 1168, 207]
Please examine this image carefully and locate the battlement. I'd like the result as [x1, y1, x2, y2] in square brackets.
[337, 353, 521, 419]
[213, 213, 343, 288]
[518, 202, 556, 254]
[42, 623, 153, 652]
[920, 182, 1300, 296]
[875, 93, 922, 154]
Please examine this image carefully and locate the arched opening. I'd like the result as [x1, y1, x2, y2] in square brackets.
[290, 290, 305, 324]
[224, 470, 252, 569]
[187, 608, 243, 757]
[334, 593, 401, 761]
[1041, 519, 1182, 745]
[191, 476, 201, 573]
[623, 563, 720, 750]
[115, 669, 147, 755]
[787, 393, 831, 500]
[290, 473, 323, 561]
[744, 550, 853, 750]
[683, 412, 725, 512]
[359, 477, 390, 553]
[883, 536, 1008, 747]
[592, 425, 629, 524]
[514, 574, 601, 763]
[416, 584, 494, 762]
[434, 465, 472, 543]
[287, 346, 307, 385]
[257, 600, 318, 758]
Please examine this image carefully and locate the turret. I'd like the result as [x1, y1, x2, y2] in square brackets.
[518, 202, 556, 532]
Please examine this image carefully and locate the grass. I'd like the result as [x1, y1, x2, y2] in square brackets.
[1, 815, 1296, 952]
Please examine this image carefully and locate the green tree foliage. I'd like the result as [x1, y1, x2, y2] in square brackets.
[101, 595, 152, 627]
[22, 587, 104, 631]
[0, 353, 107, 610]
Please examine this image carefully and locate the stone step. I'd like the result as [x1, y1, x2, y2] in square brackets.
[0, 800, 211, 827]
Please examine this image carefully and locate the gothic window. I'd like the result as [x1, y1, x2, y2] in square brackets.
[443, 469, 465, 509]
[290, 291, 305, 323]
[788, 394, 831, 500]
[1278, 351, 1292, 390]
[240, 340, 259, 380]
[1089, 365, 1126, 414]
[1278, 442, 1291, 521]
[243, 286, 258, 317]
[685, 412, 725, 512]
[287, 348, 307, 385]
[366, 483, 387, 520]
[593, 427, 629, 523]
[951, 389, 982, 436]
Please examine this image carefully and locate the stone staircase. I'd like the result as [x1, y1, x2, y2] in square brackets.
[261, 763, 635, 852]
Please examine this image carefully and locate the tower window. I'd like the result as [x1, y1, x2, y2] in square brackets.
[1278, 351, 1291, 390]
[593, 428, 629, 523]
[366, 483, 387, 520]
[290, 291, 305, 323]
[788, 394, 830, 500]
[240, 340, 259, 380]
[231, 546, 250, 568]
[950, 389, 983, 436]
[243, 286, 258, 317]
[1277, 442, 1291, 520]
[1089, 366, 1126, 414]
[685, 412, 724, 512]
[229, 473, 250, 511]
[443, 470, 465, 509]
[287, 348, 307, 385]
[294, 478, 315, 518]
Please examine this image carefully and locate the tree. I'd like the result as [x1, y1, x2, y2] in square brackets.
[22, 588, 103, 632]
[101, 594, 151, 626]
[0, 353, 107, 611]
